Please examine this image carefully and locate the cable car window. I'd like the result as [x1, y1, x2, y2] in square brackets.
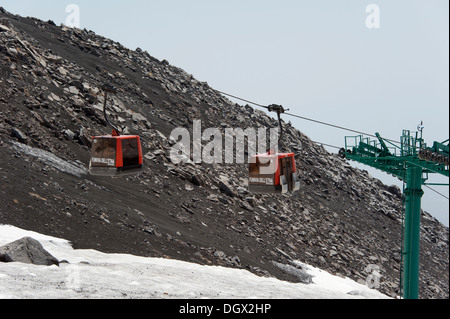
[122, 138, 140, 167]
[91, 138, 116, 167]
[249, 157, 272, 175]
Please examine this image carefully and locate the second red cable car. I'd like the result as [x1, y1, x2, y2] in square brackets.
[249, 151, 300, 194]
[248, 104, 300, 194]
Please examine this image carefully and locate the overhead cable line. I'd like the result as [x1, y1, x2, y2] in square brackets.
[309, 141, 342, 150]
[217, 90, 345, 150]
[424, 185, 450, 200]
[217, 89, 403, 146]
[284, 111, 400, 144]
[216, 90, 268, 109]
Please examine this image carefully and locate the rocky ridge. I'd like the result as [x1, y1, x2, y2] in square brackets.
[0, 8, 448, 298]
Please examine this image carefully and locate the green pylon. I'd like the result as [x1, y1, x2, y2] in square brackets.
[343, 129, 448, 298]
[402, 165, 424, 299]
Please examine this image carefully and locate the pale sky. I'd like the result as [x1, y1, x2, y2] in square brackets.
[1, 0, 448, 225]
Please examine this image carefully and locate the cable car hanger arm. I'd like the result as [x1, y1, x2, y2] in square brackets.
[267, 104, 288, 154]
[101, 84, 121, 137]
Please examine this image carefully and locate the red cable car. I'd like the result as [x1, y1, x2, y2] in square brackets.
[89, 132, 143, 177]
[248, 104, 300, 194]
[89, 85, 143, 177]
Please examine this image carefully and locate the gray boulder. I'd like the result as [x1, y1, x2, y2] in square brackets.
[219, 181, 236, 197]
[0, 237, 59, 266]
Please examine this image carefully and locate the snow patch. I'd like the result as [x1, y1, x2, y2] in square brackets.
[10, 141, 88, 177]
[0, 225, 390, 299]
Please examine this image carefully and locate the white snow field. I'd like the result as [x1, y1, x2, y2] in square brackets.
[0, 225, 389, 299]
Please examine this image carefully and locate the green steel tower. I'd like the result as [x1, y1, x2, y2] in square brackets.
[340, 128, 449, 299]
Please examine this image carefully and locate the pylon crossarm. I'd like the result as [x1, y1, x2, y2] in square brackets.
[345, 154, 407, 180]
[405, 159, 449, 177]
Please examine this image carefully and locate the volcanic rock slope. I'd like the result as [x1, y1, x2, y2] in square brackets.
[0, 8, 448, 299]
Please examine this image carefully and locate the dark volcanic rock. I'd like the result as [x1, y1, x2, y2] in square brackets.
[0, 237, 59, 266]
